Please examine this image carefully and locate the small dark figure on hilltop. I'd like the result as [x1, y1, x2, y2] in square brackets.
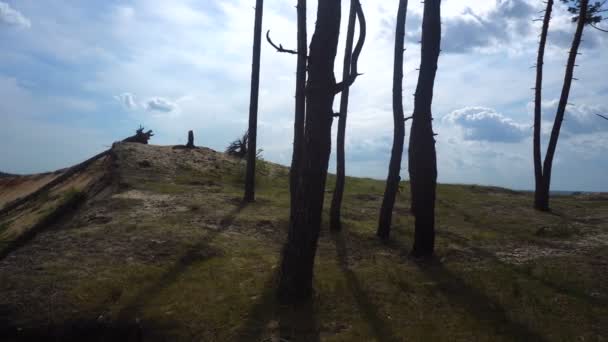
[186, 130, 195, 148]
[123, 126, 154, 144]
[173, 130, 198, 150]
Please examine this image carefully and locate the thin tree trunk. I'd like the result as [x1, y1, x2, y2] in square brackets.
[540, 0, 588, 211]
[377, 0, 409, 240]
[290, 0, 307, 217]
[409, 0, 441, 258]
[330, 0, 357, 232]
[244, 0, 264, 203]
[278, 0, 341, 303]
[533, 0, 554, 211]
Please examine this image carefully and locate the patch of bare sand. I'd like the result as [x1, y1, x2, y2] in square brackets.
[0, 173, 62, 208]
[495, 233, 608, 264]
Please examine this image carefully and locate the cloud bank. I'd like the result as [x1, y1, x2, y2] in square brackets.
[0, 2, 30, 28]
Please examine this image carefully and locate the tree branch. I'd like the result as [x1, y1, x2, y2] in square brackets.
[597, 113, 608, 121]
[335, 0, 366, 94]
[265, 30, 298, 55]
[590, 22, 608, 32]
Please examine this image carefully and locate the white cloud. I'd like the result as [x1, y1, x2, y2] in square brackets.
[0, 1, 30, 28]
[1, 0, 607, 191]
[145, 97, 178, 113]
[538, 99, 608, 136]
[115, 93, 138, 110]
[443, 107, 529, 143]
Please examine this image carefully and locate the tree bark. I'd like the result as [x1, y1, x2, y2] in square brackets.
[539, 0, 588, 211]
[278, 0, 341, 303]
[377, 0, 409, 240]
[290, 0, 308, 217]
[329, 0, 357, 232]
[533, 0, 553, 211]
[244, 0, 264, 203]
[408, 0, 441, 258]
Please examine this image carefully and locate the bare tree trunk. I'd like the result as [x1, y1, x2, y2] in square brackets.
[377, 0, 409, 240]
[533, 0, 553, 211]
[278, 0, 341, 303]
[244, 0, 264, 203]
[330, 0, 357, 232]
[540, 0, 588, 211]
[290, 0, 307, 217]
[408, 0, 441, 258]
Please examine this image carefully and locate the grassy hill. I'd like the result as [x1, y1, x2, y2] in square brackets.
[0, 142, 607, 341]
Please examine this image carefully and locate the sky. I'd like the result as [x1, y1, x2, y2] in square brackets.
[0, 0, 606, 191]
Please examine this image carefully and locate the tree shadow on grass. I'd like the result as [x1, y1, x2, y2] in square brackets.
[437, 229, 608, 307]
[234, 270, 320, 342]
[331, 231, 400, 342]
[113, 200, 249, 330]
[413, 258, 549, 342]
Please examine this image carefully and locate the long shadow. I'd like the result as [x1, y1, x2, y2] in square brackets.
[413, 259, 548, 341]
[0, 200, 248, 341]
[438, 198, 608, 306]
[234, 270, 320, 342]
[437, 229, 608, 307]
[0, 191, 86, 261]
[115, 201, 248, 323]
[331, 231, 400, 342]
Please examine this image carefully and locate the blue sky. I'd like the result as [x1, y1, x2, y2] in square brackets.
[0, 0, 606, 191]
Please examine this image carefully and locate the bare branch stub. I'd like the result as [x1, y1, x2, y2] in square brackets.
[266, 30, 298, 55]
[335, 0, 367, 94]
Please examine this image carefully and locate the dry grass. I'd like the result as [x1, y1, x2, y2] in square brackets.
[0, 142, 606, 341]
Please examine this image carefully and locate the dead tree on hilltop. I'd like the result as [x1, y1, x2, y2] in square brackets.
[244, 0, 264, 203]
[408, 0, 441, 258]
[226, 131, 249, 159]
[330, 0, 366, 232]
[122, 126, 154, 144]
[278, 0, 343, 303]
[534, 0, 605, 211]
[377, 0, 409, 240]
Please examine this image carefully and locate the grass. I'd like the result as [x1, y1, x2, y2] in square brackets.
[0, 143, 606, 341]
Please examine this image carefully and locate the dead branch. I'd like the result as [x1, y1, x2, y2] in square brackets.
[266, 30, 298, 55]
[334, 0, 366, 94]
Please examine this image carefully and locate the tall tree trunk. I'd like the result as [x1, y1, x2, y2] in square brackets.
[408, 0, 441, 258]
[377, 0, 409, 240]
[533, 0, 553, 211]
[290, 0, 307, 217]
[329, 0, 357, 232]
[244, 0, 264, 203]
[540, 0, 588, 211]
[278, 0, 341, 303]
